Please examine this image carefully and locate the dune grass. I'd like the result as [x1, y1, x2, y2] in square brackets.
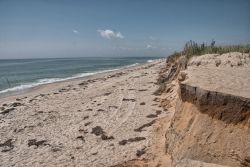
[170, 40, 250, 59]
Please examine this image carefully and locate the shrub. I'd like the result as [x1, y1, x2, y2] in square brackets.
[169, 40, 250, 59]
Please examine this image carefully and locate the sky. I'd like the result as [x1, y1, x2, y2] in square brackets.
[0, 0, 249, 59]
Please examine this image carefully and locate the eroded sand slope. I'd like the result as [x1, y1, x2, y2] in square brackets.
[165, 52, 250, 167]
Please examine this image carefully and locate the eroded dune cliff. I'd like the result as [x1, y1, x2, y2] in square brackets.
[163, 52, 250, 167]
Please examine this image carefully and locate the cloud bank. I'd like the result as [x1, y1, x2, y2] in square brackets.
[97, 29, 124, 39]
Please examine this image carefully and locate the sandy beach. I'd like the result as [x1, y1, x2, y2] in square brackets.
[0, 60, 171, 167]
[1, 52, 249, 167]
[1, 0, 249, 166]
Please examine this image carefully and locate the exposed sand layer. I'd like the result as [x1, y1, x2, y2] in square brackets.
[185, 52, 250, 98]
[0, 60, 170, 167]
[164, 52, 250, 167]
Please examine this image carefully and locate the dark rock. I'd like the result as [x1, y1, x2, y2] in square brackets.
[245, 155, 250, 163]
[76, 136, 85, 142]
[153, 97, 160, 102]
[118, 137, 146, 145]
[70, 155, 75, 160]
[134, 120, 156, 132]
[122, 98, 136, 102]
[92, 152, 98, 155]
[28, 139, 48, 148]
[0, 139, 14, 152]
[79, 128, 88, 134]
[104, 92, 112, 96]
[91, 126, 105, 136]
[1, 108, 15, 114]
[156, 110, 162, 115]
[84, 122, 92, 126]
[29, 98, 36, 103]
[58, 88, 69, 93]
[146, 110, 162, 118]
[140, 102, 146, 105]
[79, 81, 88, 86]
[101, 134, 114, 140]
[118, 140, 127, 145]
[109, 106, 118, 109]
[51, 146, 62, 152]
[136, 148, 146, 157]
[83, 116, 89, 120]
[146, 114, 157, 118]
[138, 89, 148, 91]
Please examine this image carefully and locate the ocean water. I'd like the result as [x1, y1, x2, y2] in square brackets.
[0, 57, 160, 95]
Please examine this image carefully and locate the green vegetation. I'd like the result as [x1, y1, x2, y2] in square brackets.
[171, 40, 250, 58]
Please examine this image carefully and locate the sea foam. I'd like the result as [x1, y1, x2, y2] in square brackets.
[0, 63, 140, 95]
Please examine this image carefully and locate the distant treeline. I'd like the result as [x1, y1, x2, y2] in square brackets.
[171, 40, 250, 58]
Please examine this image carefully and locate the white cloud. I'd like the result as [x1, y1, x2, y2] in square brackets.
[146, 44, 152, 49]
[97, 29, 124, 39]
[146, 44, 158, 50]
[73, 29, 79, 34]
[116, 32, 124, 39]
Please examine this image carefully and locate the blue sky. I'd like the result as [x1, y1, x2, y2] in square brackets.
[0, 0, 249, 59]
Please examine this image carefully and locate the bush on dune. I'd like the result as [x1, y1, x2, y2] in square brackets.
[170, 40, 250, 59]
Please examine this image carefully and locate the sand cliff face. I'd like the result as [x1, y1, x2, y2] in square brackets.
[162, 53, 250, 167]
[106, 53, 250, 167]
[179, 84, 250, 126]
[166, 87, 250, 167]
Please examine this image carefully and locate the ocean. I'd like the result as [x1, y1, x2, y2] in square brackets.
[0, 57, 161, 96]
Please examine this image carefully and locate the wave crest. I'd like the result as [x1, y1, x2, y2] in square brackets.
[0, 63, 140, 95]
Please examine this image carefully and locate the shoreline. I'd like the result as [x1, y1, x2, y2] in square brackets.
[0, 59, 163, 103]
[0, 58, 170, 166]
[2, 52, 248, 166]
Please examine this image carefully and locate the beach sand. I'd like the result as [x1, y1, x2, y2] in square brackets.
[0, 60, 171, 167]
